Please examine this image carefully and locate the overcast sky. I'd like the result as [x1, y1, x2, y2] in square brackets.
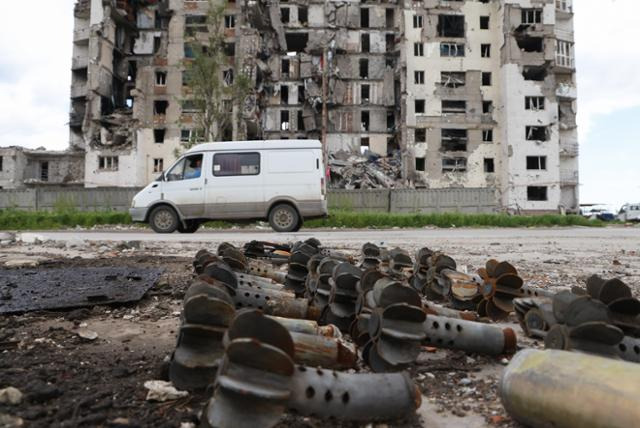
[0, 0, 638, 207]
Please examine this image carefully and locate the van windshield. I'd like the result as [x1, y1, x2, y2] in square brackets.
[166, 154, 203, 181]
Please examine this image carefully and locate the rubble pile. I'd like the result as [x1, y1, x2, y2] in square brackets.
[329, 150, 414, 189]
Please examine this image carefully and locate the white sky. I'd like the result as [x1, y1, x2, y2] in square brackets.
[0, 0, 639, 205]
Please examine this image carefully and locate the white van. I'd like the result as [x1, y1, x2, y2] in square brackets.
[130, 140, 328, 233]
[618, 203, 640, 222]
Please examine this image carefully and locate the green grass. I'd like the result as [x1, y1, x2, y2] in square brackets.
[305, 210, 606, 229]
[0, 208, 606, 231]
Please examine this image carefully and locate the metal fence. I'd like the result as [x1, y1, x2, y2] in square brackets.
[0, 187, 498, 214]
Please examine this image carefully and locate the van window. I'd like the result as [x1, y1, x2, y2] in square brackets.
[166, 154, 203, 181]
[213, 152, 260, 176]
[268, 151, 314, 173]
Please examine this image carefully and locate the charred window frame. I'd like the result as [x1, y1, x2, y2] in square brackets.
[280, 7, 290, 24]
[522, 65, 547, 81]
[484, 158, 495, 173]
[361, 111, 370, 131]
[526, 126, 549, 141]
[442, 157, 467, 173]
[527, 186, 548, 201]
[154, 128, 166, 143]
[298, 6, 308, 25]
[361, 33, 370, 53]
[482, 72, 492, 86]
[482, 129, 493, 142]
[516, 35, 544, 52]
[280, 85, 289, 104]
[40, 162, 49, 182]
[281, 59, 290, 78]
[297, 110, 305, 131]
[415, 157, 426, 172]
[154, 100, 169, 115]
[280, 110, 290, 130]
[480, 16, 489, 29]
[415, 128, 426, 143]
[482, 101, 493, 114]
[359, 58, 369, 78]
[361, 8, 369, 28]
[442, 100, 466, 114]
[441, 129, 468, 151]
[361, 83, 370, 102]
[481, 44, 491, 58]
[526, 156, 547, 170]
[415, 99, 425, 114]
[437, 15, 465, 37]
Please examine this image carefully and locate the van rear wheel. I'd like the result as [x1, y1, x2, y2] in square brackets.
[149, 205, 179, 233]
[268, 204, 299, 233]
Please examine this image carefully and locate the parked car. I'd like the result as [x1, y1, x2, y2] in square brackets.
[130, 140, 328, 233]
[618, 203, 640, 222]
[580, 205, 616, 221]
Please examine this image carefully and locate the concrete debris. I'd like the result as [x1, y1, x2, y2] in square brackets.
[77, 329, 99, 341]
[0, 413, 24, 428]
[0, 387, 23, 405]
[329, 150, 414, 189]
[143, 381, 188, 402]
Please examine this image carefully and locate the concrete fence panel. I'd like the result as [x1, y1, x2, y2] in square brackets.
[328, 189, 390, 212]
[0, 189, 37, 211]
[391, 188, 498, 214]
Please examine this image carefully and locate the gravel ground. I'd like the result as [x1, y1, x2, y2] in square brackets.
[0, 226, 639, 427]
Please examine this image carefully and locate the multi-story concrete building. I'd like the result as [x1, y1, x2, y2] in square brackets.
[0, 146, 84, 190]
[69, 0, 578, 212]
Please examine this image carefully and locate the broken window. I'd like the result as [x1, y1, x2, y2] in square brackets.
[483, 101, 493, 114]
[483, 129, 493, 142]
[415, 157, 426, 171]
[280, 85, 289, 104]
[484, 158, 495, 173]
[0, 156, 3, 171]
[182, 100, 199, 113]
[180, 129, 203, 143]
[361, 111, 370, 131]
[154, 129, 165, 143]
[223, 42, 235, 57]
[281, 8, 290, 24]
[299, 7, 308, 25]
[521, 9, 542, 24]
[387, 111, 395, 131]
[153, 158, 164, 173]
[556, 0, 572, 12]
[361, 8, 369, 28]
[297, 110, 304, 131]
[413, 14, 423, 28]
[414, 71, 425, 84]
[40, 162, 49, 182]
[359, 58, 369, 78]
[442, 100, 466, 114]
[184, 43, 194, 58]
[525, 96, 545, 110]
[360, 137, 369, 154]
[441, 129, 468, 151]
[386, 9, 394, 28]
[441, 72, 466, 88]
[526, 156, 547, 170]
[280, 110, 290, 130]
[481, 44, 491, 58]
[98, 156, 119, 171]
[281, 59, 290, 78]
[522, 65, 547, 81]
[298, 85, 305, 103]
[185, 15, 207, 36]
[361, 34, 370, 53]
[480, 16, 489, 29]
[285, 33, 308, 52]
[361, 84, 370, 102]
[415, 128, 426, 143]
[482, 72, 492, 86]
[385, 34, 395, 53]
[442, 157, 467, 172]
[224, 15, 235, 28]
[438, 15, 465, 38]
[181, 129, 191, 142]
[154, 100, 169, 115]
[526, 126, 549, 141]
[155, 11, 169, 30]
[155, 71, 167, 86]
[223, 69, 234, 85]
[516, 35, 543, 52]
[556, 40, 574, 68]
[414, 43, 424, 56]
[415, 99, 425, 114]
[440, 42, 465, 57]
[527, 186, 548, 201]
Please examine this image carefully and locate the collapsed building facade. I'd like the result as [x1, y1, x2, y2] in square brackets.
[0, 146, 84, 190]
[69, 0, 578, 212]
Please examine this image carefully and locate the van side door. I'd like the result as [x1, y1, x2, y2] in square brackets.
[161, 153, 205, 218]
[204, 151, 264, 219]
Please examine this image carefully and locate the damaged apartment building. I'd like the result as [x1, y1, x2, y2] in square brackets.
[69, 0, 578, 212]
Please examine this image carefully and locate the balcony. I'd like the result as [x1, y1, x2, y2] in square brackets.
[556, 83, 577, 99]
[70, 83, 88, 98]
[559, 141, 579, 157]
[560, 170, 579, 185]
[73, 27, 90, 43]
[71, 56, 89, 70]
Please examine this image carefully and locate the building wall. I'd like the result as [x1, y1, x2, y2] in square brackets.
[0, 147, 84, 189]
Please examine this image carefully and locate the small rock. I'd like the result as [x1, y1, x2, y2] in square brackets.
[4, 259, 39, 268]
[0, 413, 24, 427]
[500, 358, 509, 365]
[27, 381, 62, 403]
[122, 314, 134, 320]
[0, 387, 23, 405]
[459, 378, 472, 386]
[77, 329, 98, 341]
[144, 380, 188, 402]
[65, 308, 91, 321]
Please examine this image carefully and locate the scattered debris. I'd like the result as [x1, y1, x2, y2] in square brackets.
[0, 266, 163, 314]
[143, 381, 188, 402]
[77, 329, 99, 341]
[329, 150, 423, 189]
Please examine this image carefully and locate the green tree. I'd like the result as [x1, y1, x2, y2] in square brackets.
[182, 1, 252, 147]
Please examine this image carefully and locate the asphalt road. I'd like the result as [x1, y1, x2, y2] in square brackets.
[16, 226, 640, 251]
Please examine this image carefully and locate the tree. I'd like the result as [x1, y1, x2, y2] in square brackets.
[181, 1, 252, 147]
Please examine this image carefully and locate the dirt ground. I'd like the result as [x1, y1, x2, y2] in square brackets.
[1, 227, 638, 427]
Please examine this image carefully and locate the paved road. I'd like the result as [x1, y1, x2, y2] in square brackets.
[17, 226, 640, 251]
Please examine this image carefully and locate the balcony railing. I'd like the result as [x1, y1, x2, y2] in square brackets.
[560, 170, 579, 184]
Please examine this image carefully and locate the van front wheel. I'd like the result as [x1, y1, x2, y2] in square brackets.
[268, 204, 299, 233]
[149, 205, 179, 233]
